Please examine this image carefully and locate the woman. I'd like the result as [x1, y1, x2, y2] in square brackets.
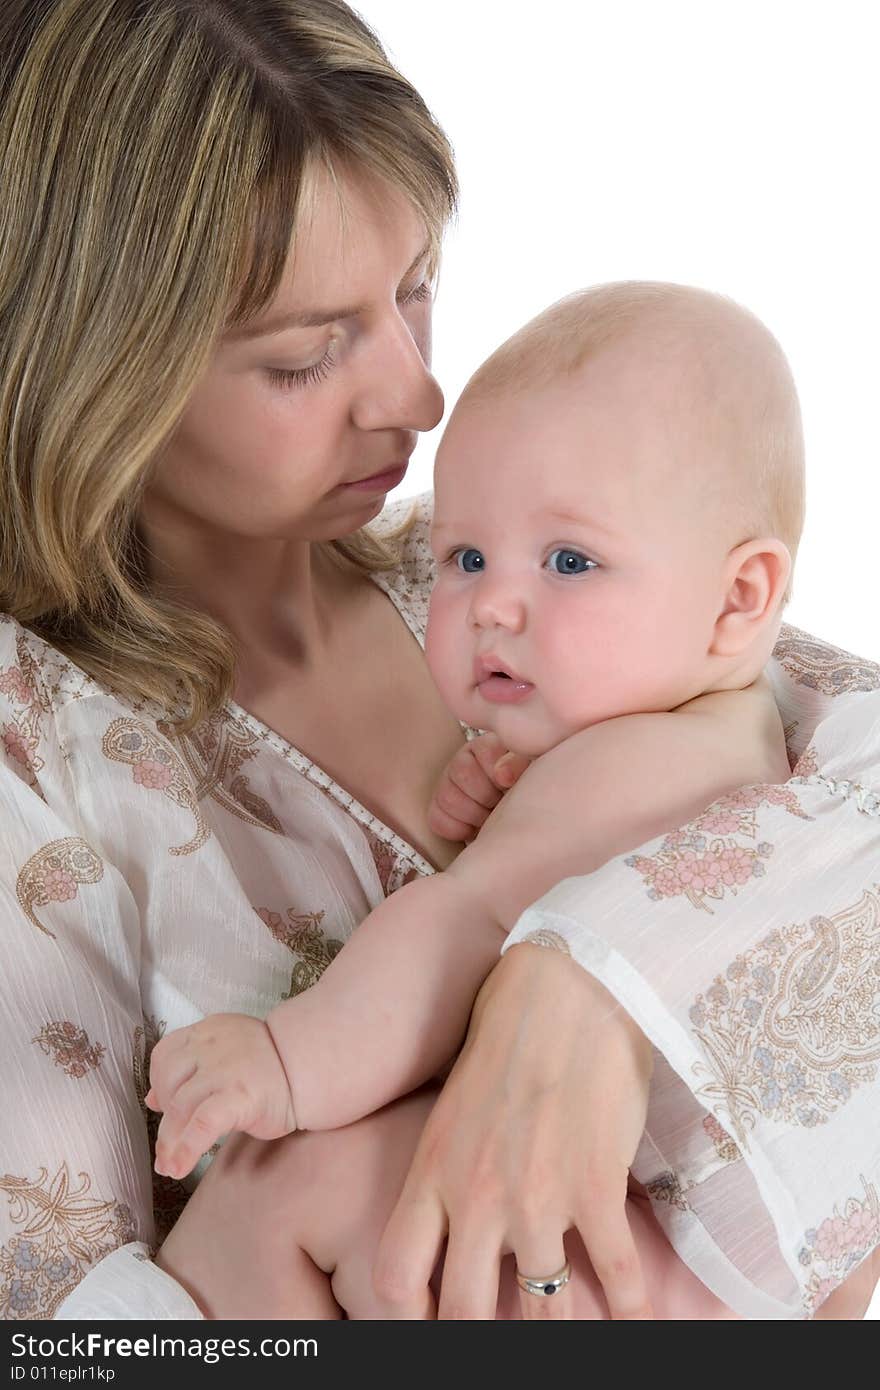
[0, 0, 876, 1320]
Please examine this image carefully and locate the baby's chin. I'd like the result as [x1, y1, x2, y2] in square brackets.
[475, 715, 562, 761]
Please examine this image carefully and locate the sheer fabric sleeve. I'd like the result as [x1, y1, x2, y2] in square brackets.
[0, 628, 201, 1319]
[502, 627, 880, 1319]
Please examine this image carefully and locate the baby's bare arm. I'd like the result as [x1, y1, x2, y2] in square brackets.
[267, 676, 787, 1131]
[266, 870, 504, 1131]
[447, 674, 790, 929]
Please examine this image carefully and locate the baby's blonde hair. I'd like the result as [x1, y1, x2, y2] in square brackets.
[465, 282, 805, 605]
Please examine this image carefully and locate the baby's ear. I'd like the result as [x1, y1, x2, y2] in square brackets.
[710, 538, 792, 658]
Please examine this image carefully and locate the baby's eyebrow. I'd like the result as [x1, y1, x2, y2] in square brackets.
[543, 507, 620, 540]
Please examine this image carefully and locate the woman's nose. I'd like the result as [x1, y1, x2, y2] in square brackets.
[468, 579, 527, 635]
[353, 312, 444, 433]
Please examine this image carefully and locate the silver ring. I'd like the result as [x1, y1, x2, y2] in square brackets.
[515, 1259, 572, 1297]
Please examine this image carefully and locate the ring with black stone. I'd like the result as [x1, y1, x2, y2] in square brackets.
[514, 1259, 572, 1297]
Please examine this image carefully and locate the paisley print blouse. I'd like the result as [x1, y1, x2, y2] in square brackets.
[1, 493, 877, 1319]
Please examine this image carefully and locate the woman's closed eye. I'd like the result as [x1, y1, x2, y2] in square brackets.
[267, 280, 432, 391]
[545, 548, 597, 576]
[267, 345, 337, 391]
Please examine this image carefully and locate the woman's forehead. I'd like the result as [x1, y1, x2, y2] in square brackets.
[230, 167, 431, 340]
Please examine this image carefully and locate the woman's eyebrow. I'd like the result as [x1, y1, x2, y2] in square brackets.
[229, 243, 432, 342]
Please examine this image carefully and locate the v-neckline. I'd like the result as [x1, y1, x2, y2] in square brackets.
[224, 568, 471, 882]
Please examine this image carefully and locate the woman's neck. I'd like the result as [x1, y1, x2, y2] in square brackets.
[138, 497, 344, 670]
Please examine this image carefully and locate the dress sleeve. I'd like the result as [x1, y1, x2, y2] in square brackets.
[503, 629, 880, 1320]
[0, 637, 201, 1320]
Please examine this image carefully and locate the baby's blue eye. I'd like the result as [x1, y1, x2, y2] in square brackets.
[455, 548, 486, 573]
[547, 548, 596, 576]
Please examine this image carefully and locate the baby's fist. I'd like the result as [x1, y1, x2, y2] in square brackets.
[428, 734, 531, 844]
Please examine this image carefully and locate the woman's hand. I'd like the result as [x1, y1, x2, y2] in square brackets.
[373, 941, 655, 1320]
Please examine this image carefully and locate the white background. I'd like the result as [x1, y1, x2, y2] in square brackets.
[363, 0, 878, 662]
[358, 0, 879, 1319]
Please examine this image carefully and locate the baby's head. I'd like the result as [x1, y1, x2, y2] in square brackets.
[425, 281, 805, 757]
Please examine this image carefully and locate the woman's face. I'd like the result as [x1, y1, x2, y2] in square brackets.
[143, 166, 444, 544]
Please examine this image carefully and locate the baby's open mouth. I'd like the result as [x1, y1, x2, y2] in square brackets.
[473, 656, 535, 704]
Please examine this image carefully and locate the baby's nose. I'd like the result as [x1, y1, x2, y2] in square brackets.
[468, 580, 526, 634]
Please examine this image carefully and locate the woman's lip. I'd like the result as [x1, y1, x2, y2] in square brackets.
[477, 675, 535, 705]
[341, 464, 408, 492]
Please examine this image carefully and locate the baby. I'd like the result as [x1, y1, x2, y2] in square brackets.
[148, 282, 802, 1318]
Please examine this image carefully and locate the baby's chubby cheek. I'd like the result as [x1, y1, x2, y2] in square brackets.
[424, 589, 473, 725]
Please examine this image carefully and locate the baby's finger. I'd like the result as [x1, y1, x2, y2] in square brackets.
[492, 750, 532, 789]
[148, 1031, 198, 1105]
[427, 803, 478, 844]
[432, 778, 493, 832]
[155, 1092, 232, 1179]
[446, 746, 503, 810]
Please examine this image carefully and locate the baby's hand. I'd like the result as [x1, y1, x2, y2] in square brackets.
[428, 734, 531, 844]
[146, 1013, 296, 1180]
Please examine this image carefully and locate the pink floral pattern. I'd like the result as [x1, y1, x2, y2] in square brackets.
[690, 887, 880, 1148]
[0, 632, 51, 791]
[798, 1177, 880, 1316]
[624, 783, 813, 914]
[15, 839, 104, 938]
[101, 718, 210, 855]
[159, 711, 284, 838]
[701, 1113, 742, 1165]
[791, 744, 820, 779]
[33, 1023, 105, 1079]
[256, 907, 343, 996]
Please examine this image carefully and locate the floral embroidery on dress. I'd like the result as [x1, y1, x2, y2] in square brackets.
[643, 1171, 689, 1211]
[0, 630, 53, 792]
[798, 1176, 880, 1316]
[256, 907, 344, 997]
[102, 718, 210, 856]
[773, 623, 880, 696]
[791, 744, 820, 779]
[690, 888, 880, 1149]
[363, 828, 401, 896]
[15, 838, 104, 938]
[161, 711, 285, 838]
[133, 1018, 190, 1246]
[521, 928, 572, 955]
[0, 1166, 135, 1319]
[33, 1022, 105, 1078]
[701, 1113, 742, 1165]
[624, 783, 813, 913]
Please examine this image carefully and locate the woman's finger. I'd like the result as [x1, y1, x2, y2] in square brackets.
[575, 1196, 654, 1319]
[436, 1228, 502, 1320]
[511, 1229, 573, 1320]
[373, 1185, 447, 1311]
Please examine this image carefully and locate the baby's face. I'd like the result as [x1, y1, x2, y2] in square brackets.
[426, 348, 732, 756]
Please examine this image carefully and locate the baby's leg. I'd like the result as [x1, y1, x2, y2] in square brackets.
[282, 1085, 739, 1320]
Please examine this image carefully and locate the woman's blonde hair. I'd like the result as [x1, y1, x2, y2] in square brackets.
[0, 0, 457, 730]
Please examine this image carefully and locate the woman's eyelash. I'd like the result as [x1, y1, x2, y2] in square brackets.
[400, 280, 432, 304]
[267, 352, 335, 391]
[267, 283, 430, 390]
